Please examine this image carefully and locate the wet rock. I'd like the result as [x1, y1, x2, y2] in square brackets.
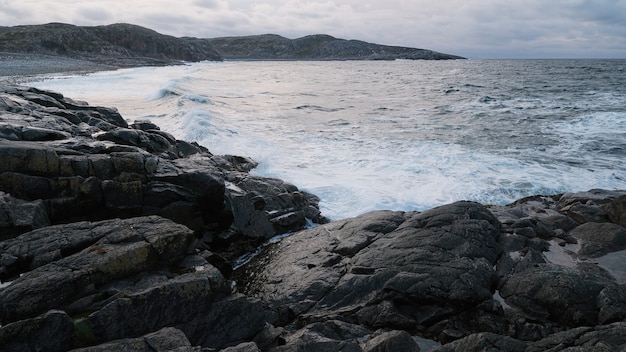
[239, 202, 502, 338]
[362, 330, 420, 352]
[0, 191, 49, 241]
[525, 323, 626, 352]
[498, 264, 626, 326]
[605, 194, 626, 227]
[569, 222, 626, 257]
[0, 216, 196, 323]
[221, 342, 261, 352]
[435, 332, 527, 352]
[0, 310, 75, 352]
[69, 327, 199, 352]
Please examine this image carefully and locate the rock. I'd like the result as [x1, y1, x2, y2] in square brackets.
[568, 222, 626, 257]
[0, 191, 49, 241]
[605, 194, 626, 227]
[0, 310, 75, 352]
[221, 342, 261, 352]
[238, 202, 502, 340]
[182, 294, 278, 349]
[268, 320, 367, 352]
[69, 327, 199, 352]
[435, 332, 527, 352]
[0, 216, 196, 324]
[498, 263, 626, 327]
[525, 322, 626, 352]
[362, 330, 420, 352]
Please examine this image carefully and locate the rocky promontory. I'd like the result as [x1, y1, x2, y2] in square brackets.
[206, 34, 464, 60]
[1, 84, 626, 351]
[0, 23, 223, 68]
[1, 23, 464, 70]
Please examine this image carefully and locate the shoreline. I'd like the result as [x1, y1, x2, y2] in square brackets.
[0, 52, 119, 83]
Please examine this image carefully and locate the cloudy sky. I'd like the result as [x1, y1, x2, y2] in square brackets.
[1, 0, 625, 59]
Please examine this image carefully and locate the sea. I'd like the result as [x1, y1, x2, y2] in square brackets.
[30, 59, 626, 220]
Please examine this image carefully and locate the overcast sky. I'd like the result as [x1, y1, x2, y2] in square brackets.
[1, 0, 625, 59]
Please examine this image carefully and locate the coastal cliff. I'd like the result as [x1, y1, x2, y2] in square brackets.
[1, 84, 626, 351]
[206, 34, 465, 60]
[0, 23, 223, 67]
[1, 23, 464, 68]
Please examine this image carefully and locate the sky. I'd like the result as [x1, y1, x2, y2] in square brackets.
[1, 0, 626, 59]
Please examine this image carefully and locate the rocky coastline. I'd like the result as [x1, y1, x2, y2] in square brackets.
[1, 23, 464, 69]
[1, 80, 626, 352]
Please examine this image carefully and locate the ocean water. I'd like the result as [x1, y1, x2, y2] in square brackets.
[31, 59, 626, 220]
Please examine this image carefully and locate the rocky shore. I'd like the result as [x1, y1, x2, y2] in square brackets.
[1, 83, 626, 351]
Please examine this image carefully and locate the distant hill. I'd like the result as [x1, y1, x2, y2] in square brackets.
[0, 23, 464, 68]
[0, 23, 223, 67]
[207, 34, 465, 60]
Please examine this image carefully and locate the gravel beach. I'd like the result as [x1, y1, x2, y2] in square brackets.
[0, 52, 115, 82]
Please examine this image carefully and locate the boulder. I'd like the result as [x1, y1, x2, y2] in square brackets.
[568, 222, 626, 257]
[361, 330, 420, 352]
[238, 202, 502, 340]
[0, 310, 75, 352]
[435, 332, 527, 352]
[605, 194, 626, 227]
[0, 216, 196, 324]
[69, 327, 199, 352]
[498, 263, 626, 327]
[0, 191, 49, 241]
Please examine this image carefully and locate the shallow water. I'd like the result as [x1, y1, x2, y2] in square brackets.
[31, 59, 626, 219]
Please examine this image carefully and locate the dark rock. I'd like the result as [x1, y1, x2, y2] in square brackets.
[498, 264, 626, 327]
[0, 216, 196, 324]
[568, 222, 626, 257]
[605, 194, 626, 227]
[525, 322, 626, 352]
[0, 191, 49, 241]
[564, 203, 610, 224]
[69, 327, 199, 352]
[267, 320, 366, 352]
[0, 310, 75, 352]
[182, 294, 278, 349]
[221, 342, 261, 352]
[362, 330, 420, 352]
[436, 332, 527, 352]
[239, 202, 501, 339]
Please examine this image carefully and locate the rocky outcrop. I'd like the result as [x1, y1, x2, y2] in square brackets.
[1, 84, 625, 351]
[234, 191, 626, 351]
[207, 34, 465, 60]
[1, 23, 463, 68]
[0, 23, 222, 67]
[0, 83, 325, 350]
